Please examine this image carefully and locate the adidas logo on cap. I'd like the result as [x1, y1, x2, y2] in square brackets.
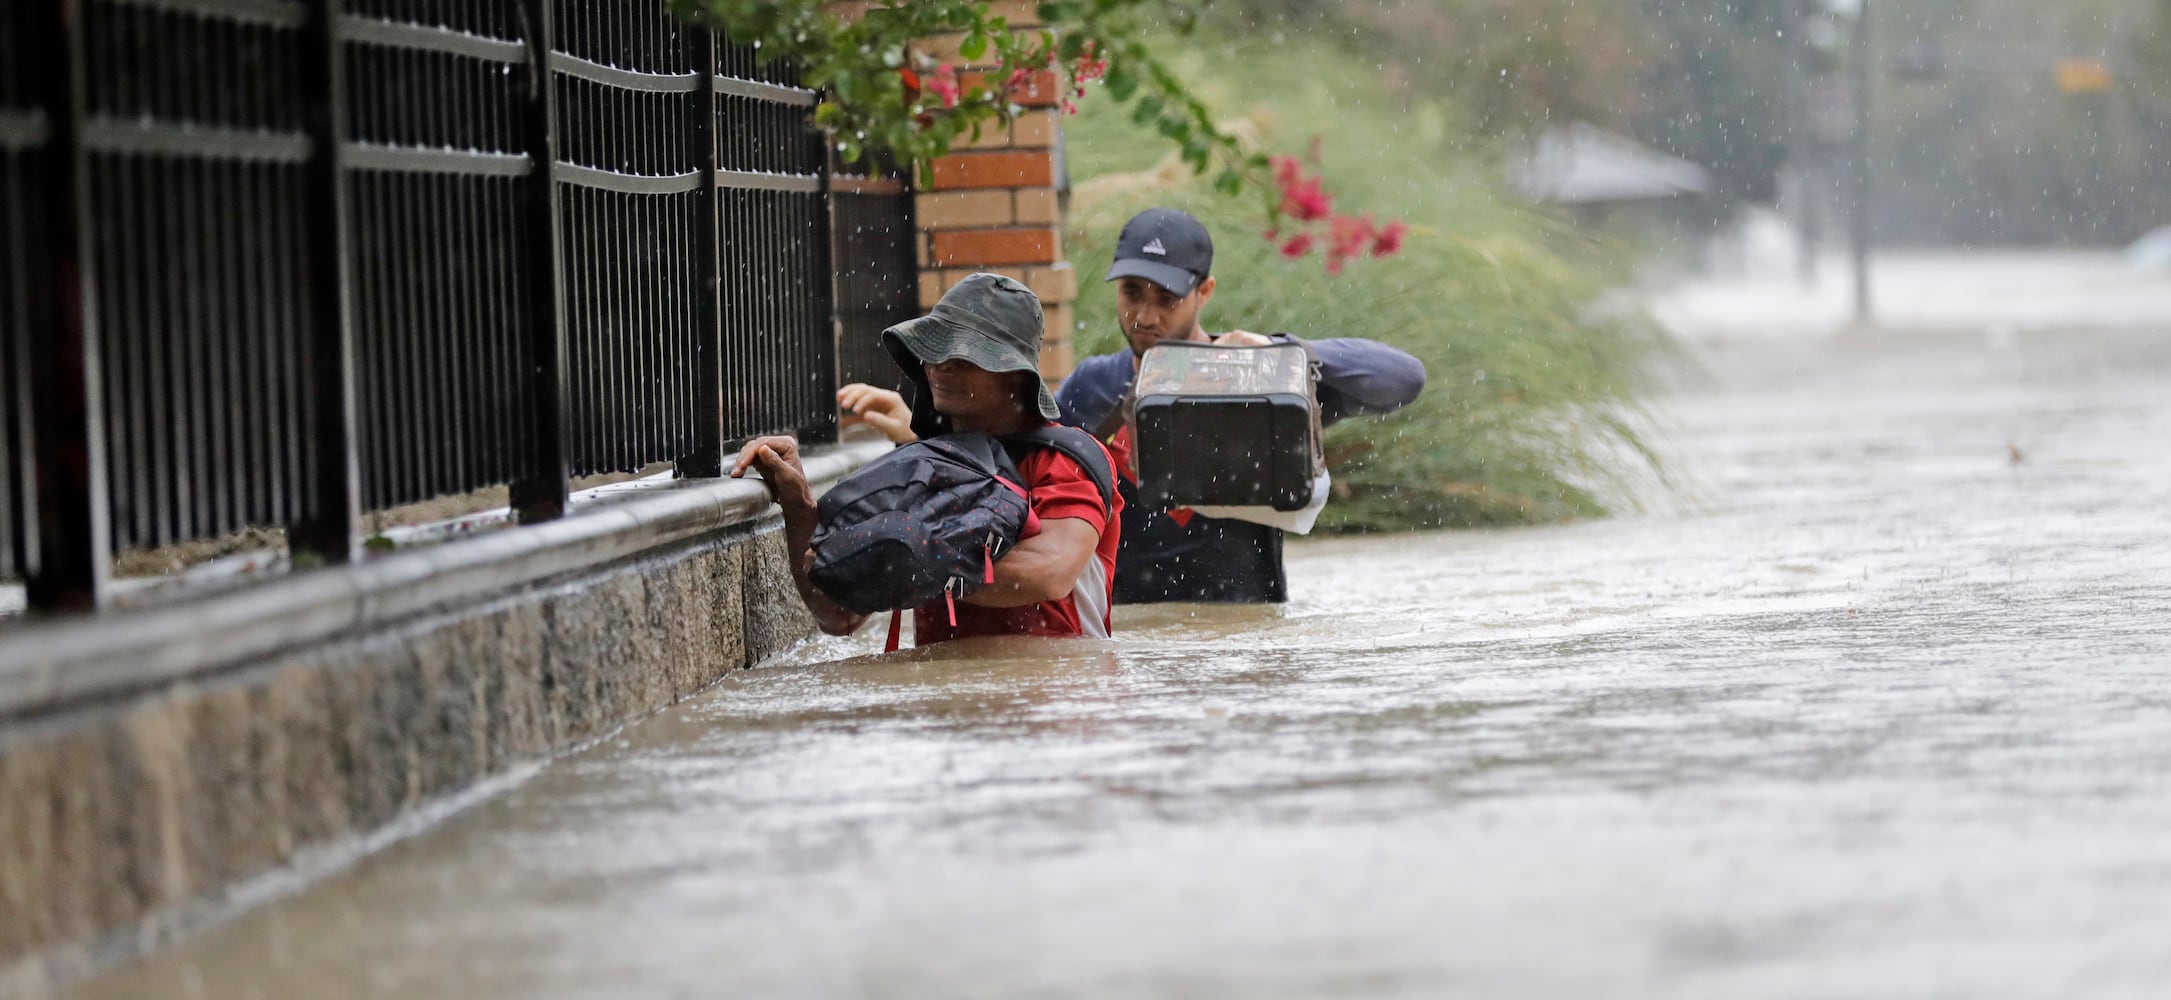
[1142, 238, 1167, 255]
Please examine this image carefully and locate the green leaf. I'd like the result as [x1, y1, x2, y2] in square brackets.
[1130, 94, 1162, 124]
[1104, 62, 1137, 100]
[960, 30, 989, 61]
[1214, 169, 1243, 196]
[1182, 137, 1210, 171]
[1037, 1, 1084, 21]
[1058, 33, 1088, 61]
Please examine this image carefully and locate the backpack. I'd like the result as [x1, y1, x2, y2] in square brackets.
[807, 427, 1117, 620]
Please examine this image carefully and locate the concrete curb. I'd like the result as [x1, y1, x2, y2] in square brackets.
[0, 439, 891, 721]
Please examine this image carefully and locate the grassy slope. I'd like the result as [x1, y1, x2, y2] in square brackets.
[1061, 33, 1669, 531]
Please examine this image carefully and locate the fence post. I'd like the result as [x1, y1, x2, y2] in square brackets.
[677, 24, 724, 479]
[807, 123, 838, 446]
[22, 0, 111, 613]
[511, 0, 569, 522]
[288, 0, 361, 565]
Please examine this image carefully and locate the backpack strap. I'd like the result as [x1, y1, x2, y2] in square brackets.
[1002, 425, 1118, 513]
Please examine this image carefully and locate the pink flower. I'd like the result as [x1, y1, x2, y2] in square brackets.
[1327, 213, 1375, 270]
[1371, 220, 1407, 258]
[1280, 233, 1315, 259]
[1286, 179, 1332, 221]
[1295, 186, 1320, 215]
[1074, 42, 1108, 83]
[1272, 156, 1335, 220]
[1272, 157, 1334, 222]
[927, 65, 961, 109]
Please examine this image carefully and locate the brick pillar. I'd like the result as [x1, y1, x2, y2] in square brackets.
[912, 10, 1078, 381]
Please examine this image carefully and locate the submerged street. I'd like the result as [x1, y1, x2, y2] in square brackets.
[79, 260, 2171, 998]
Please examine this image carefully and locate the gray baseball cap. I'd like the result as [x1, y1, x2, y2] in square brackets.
[1104, 206, 1214, 296]
[881, 272, 1060, 439]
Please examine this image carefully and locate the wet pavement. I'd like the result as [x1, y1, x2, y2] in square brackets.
[74, 263, 2171, 998]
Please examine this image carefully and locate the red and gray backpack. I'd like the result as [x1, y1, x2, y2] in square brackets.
[808, 426, 1116, 633]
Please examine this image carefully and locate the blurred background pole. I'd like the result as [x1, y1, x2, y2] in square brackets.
[1851, 0, 1874, 325]
[1786, 0, 1818, 286]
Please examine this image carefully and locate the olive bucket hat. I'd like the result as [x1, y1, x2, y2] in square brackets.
[881, 272, 1061, 440]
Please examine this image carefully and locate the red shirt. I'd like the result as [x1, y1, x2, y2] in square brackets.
[911, 430, 1123, 644]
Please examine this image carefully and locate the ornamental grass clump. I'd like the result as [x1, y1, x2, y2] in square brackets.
[1064, 36, 1672, 532]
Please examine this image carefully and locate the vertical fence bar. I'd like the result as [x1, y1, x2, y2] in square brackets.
[289, 0, 361, 565]
[676, 24, 722, 478]
[804, 116, 838, 446]
[511, 0, 568, 522]
[23, 0, 111, 612]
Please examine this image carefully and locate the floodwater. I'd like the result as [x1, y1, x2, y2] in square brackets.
[76, 264, 2171, 999]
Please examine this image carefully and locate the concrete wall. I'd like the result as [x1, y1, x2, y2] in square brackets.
[0, 442, 885, 995]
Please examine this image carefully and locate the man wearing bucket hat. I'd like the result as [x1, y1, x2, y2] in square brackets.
[733, 273, 1122, 644]
[1056, 206, 1427, 604]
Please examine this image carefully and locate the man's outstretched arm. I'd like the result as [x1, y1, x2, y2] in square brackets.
[731, 435, 869, 636]
[1304, 337, 1428, 424]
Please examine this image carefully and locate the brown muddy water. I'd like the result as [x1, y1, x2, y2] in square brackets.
[73, 323, 2171, 999]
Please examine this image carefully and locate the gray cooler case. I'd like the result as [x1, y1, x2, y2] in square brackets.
[1131, 339, 1324, 512]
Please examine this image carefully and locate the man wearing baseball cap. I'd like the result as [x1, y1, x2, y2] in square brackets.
[1056, 206, 1427, 604]
[734, 273, 1122, 644]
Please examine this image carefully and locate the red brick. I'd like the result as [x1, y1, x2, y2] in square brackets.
[942, 266, 1029, 286]
[959, 119, 1016, 150]
[930, 150, 1054, 190]
[1025, 264, 1077, 303]
[1038, 337, 1075, 379]
[914, 29, 1045, 69]
[983, 0, 1043, 25]
[916, 190, 1014, 230]
[1044, 302, 1076, 340]
[1014, 188, 1060, 226]
[930, 228, 1061, 267]
[1011, 109, 1058, 148]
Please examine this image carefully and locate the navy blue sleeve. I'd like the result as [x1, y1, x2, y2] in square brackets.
[1300, 337, 1427, 425]
[1055, 351, 1133, 431]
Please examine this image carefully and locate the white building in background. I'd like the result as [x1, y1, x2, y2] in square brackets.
[1510, 122, 1712, 207]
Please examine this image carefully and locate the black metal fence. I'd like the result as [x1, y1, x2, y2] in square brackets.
[832, 163, 921, 393]
[0, 0, 919, 612]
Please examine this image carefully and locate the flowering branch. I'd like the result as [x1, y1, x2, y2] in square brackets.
[1269, 151, 1407, 275]
[671, 0, 1268, 200]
